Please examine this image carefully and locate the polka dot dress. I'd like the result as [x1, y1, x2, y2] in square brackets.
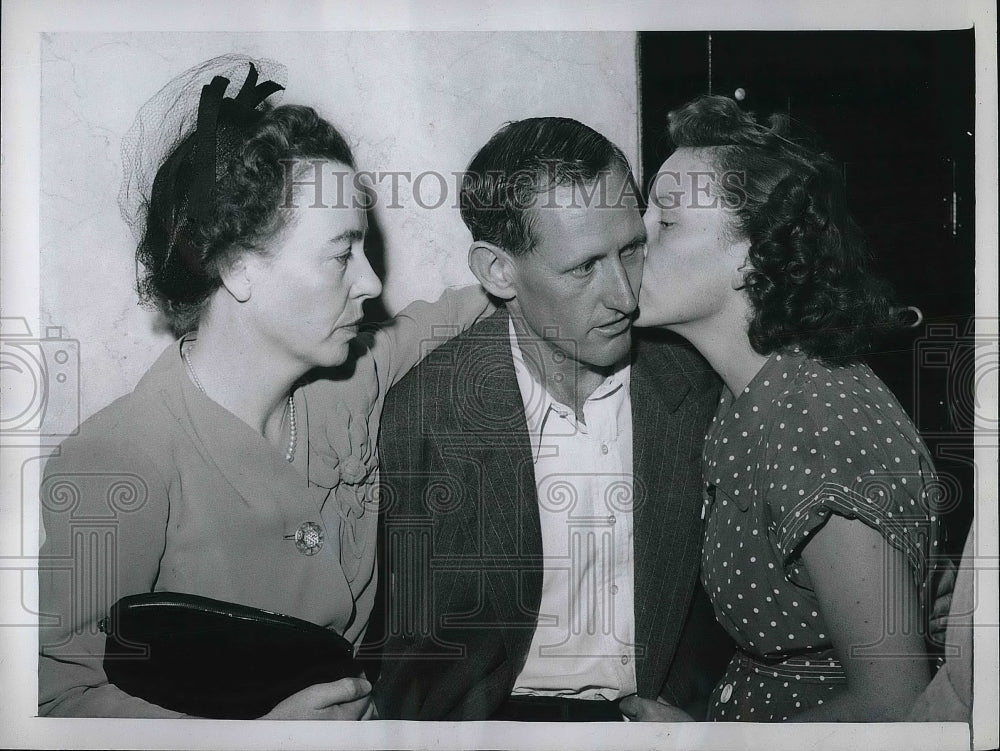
[700, 351, 941, 721]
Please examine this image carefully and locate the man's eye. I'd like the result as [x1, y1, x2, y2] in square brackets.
[659, 221, 675, 229]
[571, 260, 596, 277]
[621, 243, 644, 258]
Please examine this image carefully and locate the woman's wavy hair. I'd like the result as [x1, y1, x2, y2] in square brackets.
[667, 95, 905, 365]
[135, 86, 354, 335]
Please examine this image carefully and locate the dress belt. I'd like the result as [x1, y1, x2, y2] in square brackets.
[735, 649, 848, 682]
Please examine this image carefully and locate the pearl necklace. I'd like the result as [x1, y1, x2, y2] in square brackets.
[182, 342, 297, 463]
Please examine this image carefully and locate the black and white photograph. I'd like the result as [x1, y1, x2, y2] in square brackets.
[1, 1, 996, 749]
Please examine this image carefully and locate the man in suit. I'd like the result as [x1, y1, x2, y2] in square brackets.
[369, 117, 730, 720]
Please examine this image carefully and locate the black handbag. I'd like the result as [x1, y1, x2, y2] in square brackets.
[99, 592, 360, 719]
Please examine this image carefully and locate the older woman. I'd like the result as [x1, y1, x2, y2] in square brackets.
[624, 95, 942, 722]
[38, 58, 488, 719]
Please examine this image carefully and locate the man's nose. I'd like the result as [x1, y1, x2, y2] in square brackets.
[605, 257, 638, 314]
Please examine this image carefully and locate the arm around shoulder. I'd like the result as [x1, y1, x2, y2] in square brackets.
[304, 285, 492, 486]
[370, 284, 493, 388]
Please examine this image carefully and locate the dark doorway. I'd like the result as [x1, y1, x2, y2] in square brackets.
[639, 30, 976, 553]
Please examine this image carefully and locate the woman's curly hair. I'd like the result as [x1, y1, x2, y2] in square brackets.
[667, 95, 904, 366]
[137, 103, 354, 335]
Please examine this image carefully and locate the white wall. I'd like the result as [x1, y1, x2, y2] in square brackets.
[40, 31, 639, 422]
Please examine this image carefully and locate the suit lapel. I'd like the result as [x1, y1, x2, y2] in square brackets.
[441, 310, 542, 666]
[440, 315, 713, 696]
[630, 337, 711, 696]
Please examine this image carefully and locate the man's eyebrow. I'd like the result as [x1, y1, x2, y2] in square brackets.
[620, 236, 647, 253]
[565, 236, 647, 270]
[328, 229, 365, 244]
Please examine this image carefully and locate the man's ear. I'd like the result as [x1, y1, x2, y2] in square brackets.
[468, 241, 517, 300]
[219, 254, 253, 303]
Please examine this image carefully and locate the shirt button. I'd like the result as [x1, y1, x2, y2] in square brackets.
[720, 683, 734, 703]
[611, 584, 619, 595]
[621, 655, 630, 665]
[601, 443, 609, 455]
[608, 515, 616, 525]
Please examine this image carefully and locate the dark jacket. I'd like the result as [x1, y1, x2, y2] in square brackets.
[366, 309, 731, 719]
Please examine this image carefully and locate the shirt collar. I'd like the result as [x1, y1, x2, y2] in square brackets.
[508, 317, 630, 461]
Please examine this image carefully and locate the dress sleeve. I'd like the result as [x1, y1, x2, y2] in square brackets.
[37, 429, 183, 717]
[366, 284, 493, 388]
[763, 389, 937, 593]
[304, 285, 492, 488]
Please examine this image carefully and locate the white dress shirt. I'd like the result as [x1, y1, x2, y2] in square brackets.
[508, 319, 638, 700]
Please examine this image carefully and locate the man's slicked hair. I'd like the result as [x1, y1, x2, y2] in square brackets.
[459, 117, 633, 256]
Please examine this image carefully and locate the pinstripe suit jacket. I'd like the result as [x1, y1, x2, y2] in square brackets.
[369, 309, 729, 719]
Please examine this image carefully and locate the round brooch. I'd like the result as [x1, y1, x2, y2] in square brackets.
[292, 521, 324, 556]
